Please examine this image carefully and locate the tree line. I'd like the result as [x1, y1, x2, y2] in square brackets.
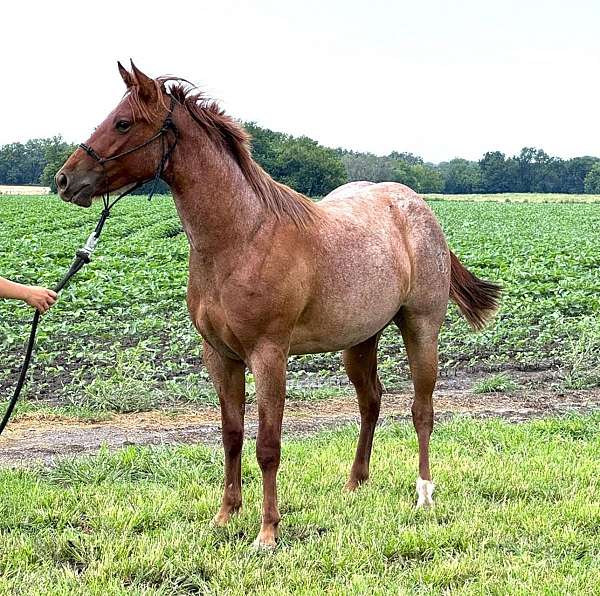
[2, 127, 600, 196]
[0, 137, 75, 190]
[339, 147, 600, 195]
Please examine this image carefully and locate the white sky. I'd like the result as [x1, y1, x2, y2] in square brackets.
[1, 0, 599, 163]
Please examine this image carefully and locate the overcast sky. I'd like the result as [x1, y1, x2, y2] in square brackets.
[1, 0, 599, 163]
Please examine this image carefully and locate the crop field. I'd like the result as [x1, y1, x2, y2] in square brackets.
[1, 193, 600, 415]
[2, 193, 600, 411]
[425, 192, 600, 203]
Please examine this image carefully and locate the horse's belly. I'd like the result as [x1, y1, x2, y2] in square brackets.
[288, 206, 411, 354]
[289, 273, 405, 354]
[289, 317, 394, 354]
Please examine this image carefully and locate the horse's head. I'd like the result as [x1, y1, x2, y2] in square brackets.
[56, 62, 173, 207]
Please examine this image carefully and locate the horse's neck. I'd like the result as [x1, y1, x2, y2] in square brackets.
[166, 129, 266, 254]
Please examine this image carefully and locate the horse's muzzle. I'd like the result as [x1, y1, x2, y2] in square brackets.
[56, 168, 101, 207]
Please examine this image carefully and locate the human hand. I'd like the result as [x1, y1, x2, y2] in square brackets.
[23, 287, 58, 313]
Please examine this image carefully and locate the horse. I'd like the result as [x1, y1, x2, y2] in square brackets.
[56, 61, 500, 548]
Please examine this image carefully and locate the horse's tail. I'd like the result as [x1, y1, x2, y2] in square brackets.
[449, 251, 501, 330]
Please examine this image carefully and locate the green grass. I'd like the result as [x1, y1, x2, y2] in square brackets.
[561, 316, 600, 389]
[0, 414, 599, 593]
[9, 401, 115, 424]
[473, 373, 518, 394]
[2, 194, 600, 412]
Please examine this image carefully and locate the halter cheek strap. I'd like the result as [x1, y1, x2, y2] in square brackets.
[78, 94, 179, 225]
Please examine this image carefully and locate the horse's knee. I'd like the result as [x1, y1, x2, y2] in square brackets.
[256, 437, 281, 471]
[348, 370, 382, 419]
[222, 427, 243, 457]
[411, 401, 433, 433]
[344, 363, 369, 391]
[360, 390, 381, 420]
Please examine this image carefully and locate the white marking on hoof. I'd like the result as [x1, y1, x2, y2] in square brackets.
[252, 536, 276, 551]
[416, 477, 435, 509]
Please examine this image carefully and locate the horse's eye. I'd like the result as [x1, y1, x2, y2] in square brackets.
[116, 120, 131, 133]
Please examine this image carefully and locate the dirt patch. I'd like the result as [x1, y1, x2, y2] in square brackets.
[2, 383, 600, 468]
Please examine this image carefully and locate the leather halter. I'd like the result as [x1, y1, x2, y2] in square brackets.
[79, 94, 179, 216]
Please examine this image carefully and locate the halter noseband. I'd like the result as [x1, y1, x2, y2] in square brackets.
[78, 94, 178, 219]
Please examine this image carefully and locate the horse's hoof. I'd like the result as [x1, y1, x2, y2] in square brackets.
[344, 469, 369, 492]
[343, 479, 360, 492]
[212, 505, 240, 527]
[415, 477, 435, 509]
[252, 535, 277, 550]
[212, 512, 230, 527]
[252, 527, 277, 550]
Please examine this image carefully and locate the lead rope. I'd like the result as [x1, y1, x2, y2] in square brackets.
[0, 99, 178, 437]
[0, 210, 107, 436]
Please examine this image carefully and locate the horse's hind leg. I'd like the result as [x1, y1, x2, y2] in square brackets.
[395, 307, 444, 508]
[343, 333, 383, 491]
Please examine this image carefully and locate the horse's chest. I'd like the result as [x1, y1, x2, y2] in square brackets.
[189, 301, 241, 360]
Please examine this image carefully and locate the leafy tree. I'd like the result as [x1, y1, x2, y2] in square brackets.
[245, 122, 288, 174]
[246, 123, 347, 196]
[271, 136, 346, 196]
[390, 161, 419, 189]
[479, 151, 518, 193]
[388, 151, 423, 166]
[530, 150, 562, 193]
[4, 127, 600, 198]
[0, 143, 30, 184]
[337, 150, 397, 183]
[415, 164, 444, 193]
[514, 147, 561, 193]
[562, 156, 599, 193]
[584, 163, 600, 194]
[40, 137, 78, 191]
[24, 139, 52, 184]
[515, 147, 537, 192]
[439, 159, 481, 193]
[0, 139, 53, 185]
[337, 149, 442, 192]
[392, 162, 443, 193]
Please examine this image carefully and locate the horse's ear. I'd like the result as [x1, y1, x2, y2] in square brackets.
[118, 61, 134, 88]
[130, 60, 156, 101]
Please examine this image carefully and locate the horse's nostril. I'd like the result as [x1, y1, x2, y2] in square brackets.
[56, 172, 69, 192]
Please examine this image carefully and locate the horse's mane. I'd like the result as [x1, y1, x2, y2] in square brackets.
[127, 77, 319, 229]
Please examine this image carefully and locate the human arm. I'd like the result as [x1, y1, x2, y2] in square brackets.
[0, 277, 57, 313]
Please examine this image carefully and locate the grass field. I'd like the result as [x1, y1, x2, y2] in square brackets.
[0, 415, 599, 594]
[2, 193, 600, 413]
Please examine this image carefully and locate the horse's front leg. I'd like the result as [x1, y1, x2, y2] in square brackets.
[203, 341, 246, 526]
[248, 341, 288, 549]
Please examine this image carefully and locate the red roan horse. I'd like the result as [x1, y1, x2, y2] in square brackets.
[57, 62, 500, 548]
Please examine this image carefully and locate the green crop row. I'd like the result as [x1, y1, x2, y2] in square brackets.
[1, 194, 599, 406]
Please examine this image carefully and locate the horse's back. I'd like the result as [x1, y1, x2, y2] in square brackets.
[319, 180, 427, 216]
[320, 181, 376, 202]
[289, 181, 448, 353]
[318, 181, 451, 315]
[318, 181, 444, 249]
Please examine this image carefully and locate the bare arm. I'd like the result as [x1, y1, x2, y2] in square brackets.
[0, 277, 58, 313]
